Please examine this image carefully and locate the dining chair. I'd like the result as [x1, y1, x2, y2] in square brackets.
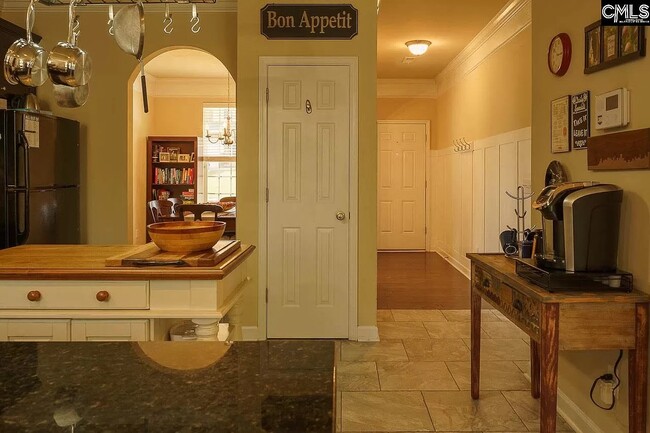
[220, 196, 236, 203]
[177, 204, 224, 221]
[148, 200, 180, 223]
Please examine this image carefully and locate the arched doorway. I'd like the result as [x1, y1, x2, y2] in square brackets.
[127, 47, 236, 244]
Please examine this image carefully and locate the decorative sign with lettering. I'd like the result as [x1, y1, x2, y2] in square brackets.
[261, 4, 358, 40]
[571, 91, 590, 150]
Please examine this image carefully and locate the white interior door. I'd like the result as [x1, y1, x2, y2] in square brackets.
[377, 122, 427, 250]
[266, 65, 350, 338]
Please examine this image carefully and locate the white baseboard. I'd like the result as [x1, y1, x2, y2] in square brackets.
[357, 326, 379, 342]
[435, 250, 470, 279]
[241, 326, 259, 341]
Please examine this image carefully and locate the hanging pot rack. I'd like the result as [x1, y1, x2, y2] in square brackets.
[37, 0, 217, 6]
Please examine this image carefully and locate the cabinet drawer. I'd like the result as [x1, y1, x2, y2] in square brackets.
[71, 320, 149, 341]
[473, 265, 501, 302]
[0, 320, 70, 341]
[0, 281, 149, 310]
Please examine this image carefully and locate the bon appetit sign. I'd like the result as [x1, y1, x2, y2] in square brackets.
[261, 4, 358, 40]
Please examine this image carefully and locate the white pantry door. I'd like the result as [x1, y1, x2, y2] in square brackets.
[266, 65, 350, 338]
[377, 122, 427, 250]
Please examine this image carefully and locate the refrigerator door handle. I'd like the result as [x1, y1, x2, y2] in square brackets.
[16, 190, 30, 246]
[16, 131, 30, 190]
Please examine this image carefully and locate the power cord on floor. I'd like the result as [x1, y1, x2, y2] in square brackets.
[589, 350, 623, 410]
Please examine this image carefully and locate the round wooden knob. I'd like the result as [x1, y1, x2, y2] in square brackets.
[27, 290, 41, 302]
[96, 291, 110, 302]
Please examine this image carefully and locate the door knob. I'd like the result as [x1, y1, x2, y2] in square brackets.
[336, 211, 346, 221]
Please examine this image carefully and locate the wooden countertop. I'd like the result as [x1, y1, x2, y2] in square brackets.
[467, 253, 650, 304]
[0, 244, 255, 280]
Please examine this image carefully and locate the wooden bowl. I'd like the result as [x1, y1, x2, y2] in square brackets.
[147, 221, 226, 253]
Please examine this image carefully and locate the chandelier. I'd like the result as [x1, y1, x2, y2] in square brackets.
[205, 75, 234, 145]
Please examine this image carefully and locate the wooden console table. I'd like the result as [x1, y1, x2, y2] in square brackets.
[467, 253, 650, 433]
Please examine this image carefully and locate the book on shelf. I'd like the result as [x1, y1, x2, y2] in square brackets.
[153, 167, 195, 185]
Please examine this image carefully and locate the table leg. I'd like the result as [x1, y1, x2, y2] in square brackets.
[540, 303, 559, 433]
[471, 287, 482, 400]
[629, 303, 648, 433]
[530, 338, 541, 399]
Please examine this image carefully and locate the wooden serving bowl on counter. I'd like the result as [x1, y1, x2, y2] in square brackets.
[147, 221, 226, 253]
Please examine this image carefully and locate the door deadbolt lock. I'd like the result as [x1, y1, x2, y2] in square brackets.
[336, 211, 346, 221]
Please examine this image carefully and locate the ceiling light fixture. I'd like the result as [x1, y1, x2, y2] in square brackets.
[405, 40, 432, 56]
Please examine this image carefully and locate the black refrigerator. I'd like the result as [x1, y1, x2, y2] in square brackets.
[0, 109, 80, 248]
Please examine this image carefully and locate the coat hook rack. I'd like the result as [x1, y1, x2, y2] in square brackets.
[452, 137, 474, 153]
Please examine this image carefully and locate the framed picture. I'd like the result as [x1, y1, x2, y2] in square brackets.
[159, 152, 170, 162]
[551, 96, 571, 153]
[585, 21, 646, 74]
[190, 152, 196, 162]
[178, 154, 190, 162]
[168, 147, 180, 162]
[585, 21, 601, 70]
[621, 26, 645, 57]
[603, 26, 619, 62]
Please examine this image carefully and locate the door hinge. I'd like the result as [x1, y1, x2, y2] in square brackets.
[425, 227, 428, 234]
[266, 88, 269, 103]
[266, 188, 269, 203]
[425, 180, 428, 189]
[266, 288, 269, 303]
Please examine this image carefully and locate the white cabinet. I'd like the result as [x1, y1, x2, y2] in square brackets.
[0, 320, 70, 341]
[71, 320, 149, 341]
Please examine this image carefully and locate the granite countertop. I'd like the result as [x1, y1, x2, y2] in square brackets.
[0, 341, 335, 432]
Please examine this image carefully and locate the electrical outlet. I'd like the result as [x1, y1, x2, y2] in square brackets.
[600, 380, 615, 406]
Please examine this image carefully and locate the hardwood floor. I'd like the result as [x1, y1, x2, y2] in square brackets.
[377, 252, 485, 310]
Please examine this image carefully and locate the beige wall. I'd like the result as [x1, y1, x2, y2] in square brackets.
[436, 27, 532, 150]
[151, 97, 205, 137]
[0, 10, 237, 244]
[533, 1, 650, 430]
[237, 0, 377, 329]
[377, 98, 437, 149]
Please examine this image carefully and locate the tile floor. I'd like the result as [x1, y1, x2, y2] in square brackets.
[336, 309, 575, 433]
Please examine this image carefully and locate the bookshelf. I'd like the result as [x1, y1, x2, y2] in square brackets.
[146, 136, 198, 218]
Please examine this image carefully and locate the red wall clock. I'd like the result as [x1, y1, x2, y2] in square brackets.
[548, 33, 572, 76]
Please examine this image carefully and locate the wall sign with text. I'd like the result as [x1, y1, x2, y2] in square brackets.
[261, 4, 358, 40]
[571, 91, 590, 150]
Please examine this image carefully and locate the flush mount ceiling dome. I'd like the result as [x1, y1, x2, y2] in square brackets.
[405, 40, 432, 56]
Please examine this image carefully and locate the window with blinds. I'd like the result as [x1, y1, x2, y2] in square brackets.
[202, 104, 237, 202]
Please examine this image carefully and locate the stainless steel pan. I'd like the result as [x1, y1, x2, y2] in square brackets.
[3, 0, 47, 87]
[53, 20, 88, 108]
[113, 2, 148, 113]
[47, 0, 92, 87]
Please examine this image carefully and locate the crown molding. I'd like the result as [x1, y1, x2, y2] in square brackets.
[435, 0, 531, 97]
[377, 79, 437, 99]
[1, 0, 236, 13]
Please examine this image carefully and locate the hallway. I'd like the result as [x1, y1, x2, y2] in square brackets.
[378, 252, 473, 310]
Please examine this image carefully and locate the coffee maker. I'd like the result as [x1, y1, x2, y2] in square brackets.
[533, 182, 623, 272]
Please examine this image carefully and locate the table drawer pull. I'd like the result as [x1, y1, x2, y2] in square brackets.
[483, 278, 491, 288]
[96, 291, 110, 302]
[27, 291, 41, 302]
[513, 299, 523, 311]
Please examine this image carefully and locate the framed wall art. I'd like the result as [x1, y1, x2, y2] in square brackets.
[551, 96, 571, 153]
[584, 20, 646, 74]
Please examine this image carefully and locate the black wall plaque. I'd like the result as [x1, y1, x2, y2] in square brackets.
[571, 91, 590, 150]
[261, 4, 358, 40]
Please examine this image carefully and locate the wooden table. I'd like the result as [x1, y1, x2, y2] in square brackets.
[467, 253, 650, 433]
